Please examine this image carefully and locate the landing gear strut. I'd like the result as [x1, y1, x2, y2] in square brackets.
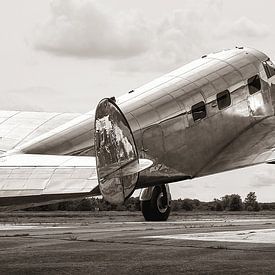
[140, 184, 171, 221]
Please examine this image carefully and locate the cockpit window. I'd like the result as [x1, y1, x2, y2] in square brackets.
[217, 90, 231, 110]
[263, 60, 275, 79]
[191, 101, 206, 121]
[248, 75, 261, 95]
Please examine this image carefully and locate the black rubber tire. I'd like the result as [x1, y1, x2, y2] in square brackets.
[141, 186, 171, 221]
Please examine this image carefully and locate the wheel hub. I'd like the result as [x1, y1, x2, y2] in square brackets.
[157, 192, 168, 213]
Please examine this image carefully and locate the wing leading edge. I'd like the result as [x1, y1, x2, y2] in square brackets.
[0, 111, 80, 154]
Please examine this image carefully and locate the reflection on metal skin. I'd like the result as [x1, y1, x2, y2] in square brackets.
[2, 47, 275, 211]
[95, 98, 139, 204]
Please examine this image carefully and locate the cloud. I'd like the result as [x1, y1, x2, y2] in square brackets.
[32, 0, 222, 65]
[249, 166, 275, 188]
[32, 0, 272, 72]
[33, 0, 152, 59]
[116, 2, 223, 72]
[0, 86, 90, 112]
[216, 16, 270, 39]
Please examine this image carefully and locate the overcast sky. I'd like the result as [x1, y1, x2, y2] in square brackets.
[1, 0, 275, 201]
[1, 0, 275, 112]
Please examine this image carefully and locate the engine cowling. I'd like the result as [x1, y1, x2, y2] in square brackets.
[94, 98, 152, 204]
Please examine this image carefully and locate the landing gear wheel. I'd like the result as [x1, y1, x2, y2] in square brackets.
[141, 186, 171, 221]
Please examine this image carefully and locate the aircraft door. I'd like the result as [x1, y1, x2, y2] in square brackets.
[142, 125, 165, 162]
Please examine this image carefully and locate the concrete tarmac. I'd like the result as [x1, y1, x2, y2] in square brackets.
[0, 211, 274, 274]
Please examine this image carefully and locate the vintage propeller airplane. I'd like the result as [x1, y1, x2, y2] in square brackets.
[0, 47, 275, 221]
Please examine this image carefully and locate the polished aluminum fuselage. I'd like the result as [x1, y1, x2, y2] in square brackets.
[15, 47, 275, 188]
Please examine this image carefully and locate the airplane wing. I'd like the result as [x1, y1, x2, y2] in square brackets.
[0, 110, 79, 154]
[0, 152, 153, 211]
[0, 153, 100, 211]
[198, 116, 275, 176]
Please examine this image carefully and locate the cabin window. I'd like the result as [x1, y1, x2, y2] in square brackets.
[263, 60, 275, 79]
[217, 90, 231, 110]
[248, 75, 261, 95]
[191, 101, 206, 121]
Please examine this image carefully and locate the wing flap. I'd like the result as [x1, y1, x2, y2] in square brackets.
[0, 154, 99, 210]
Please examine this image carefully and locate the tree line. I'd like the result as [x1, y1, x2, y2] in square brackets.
[26, 192, 275, 212]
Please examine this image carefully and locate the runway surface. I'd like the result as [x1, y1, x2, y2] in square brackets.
[0, 211, 275, 274]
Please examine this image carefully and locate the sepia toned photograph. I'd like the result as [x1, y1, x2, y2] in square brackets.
[0, 0, 275, 274]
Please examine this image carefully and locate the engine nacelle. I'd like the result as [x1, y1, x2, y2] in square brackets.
[95, 98, 152, 204]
